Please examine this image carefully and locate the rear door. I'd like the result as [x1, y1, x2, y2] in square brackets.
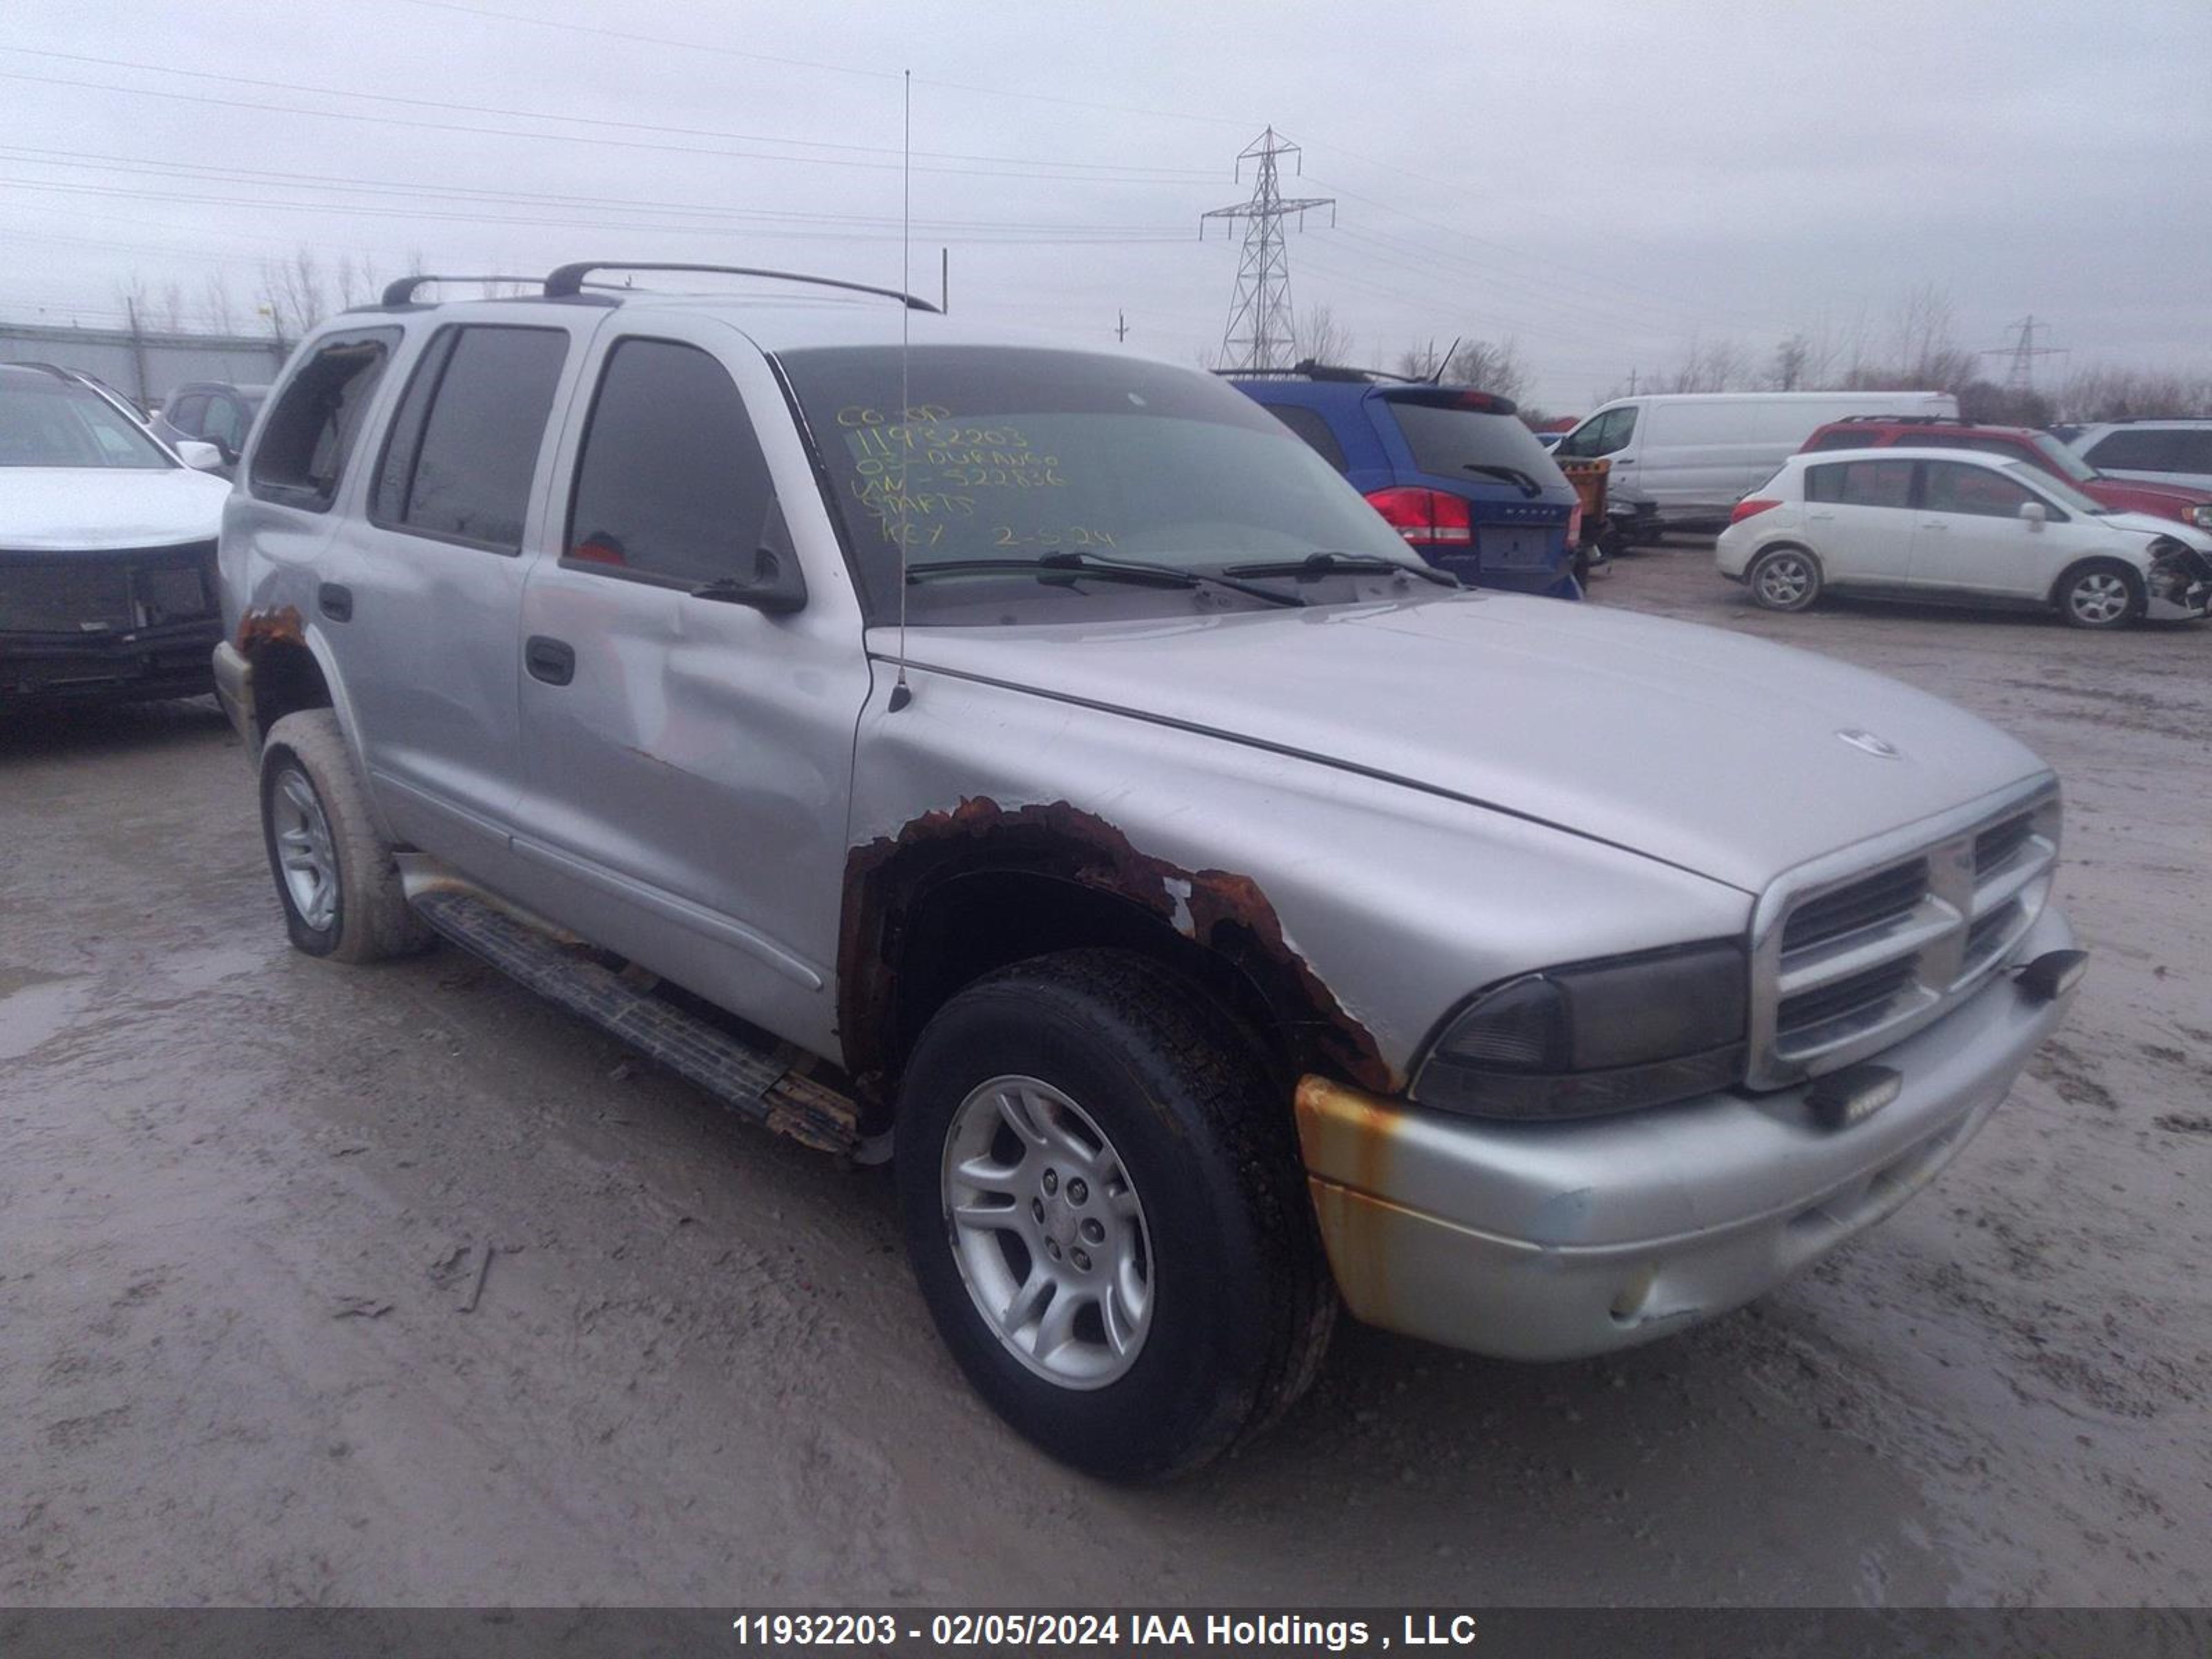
[1800, 458, 1918, 584]
[335, 312, 588, 886]
[508, 317, 872, 1056]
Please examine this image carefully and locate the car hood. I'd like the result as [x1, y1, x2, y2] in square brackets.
[2089, 477, 2209, 515]
[0, 467, 230, 550]
[890, 593, 2051, 894]
[2098, 509, 2212, 550]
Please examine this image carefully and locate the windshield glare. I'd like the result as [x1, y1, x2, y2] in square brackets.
[2007, 460, 2103, 514]
[779, 346, 1424, 620]
[0, 377, 174, 469]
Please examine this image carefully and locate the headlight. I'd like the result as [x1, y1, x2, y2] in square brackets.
[2188, 505, 2212, 530]
[1414, 942, 1747, 1121]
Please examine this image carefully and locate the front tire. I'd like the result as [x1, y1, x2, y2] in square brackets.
[895, 950, 1335, 1480]
[1747, 545, 1822, 612]
[2054, 560, 2144, 630]
[258, 709, 430, 963]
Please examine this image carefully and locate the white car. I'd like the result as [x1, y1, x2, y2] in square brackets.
[1716, 446, 2212, 630]
[1, 361, 232, 700]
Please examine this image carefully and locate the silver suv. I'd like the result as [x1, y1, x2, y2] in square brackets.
[214, 265, 2085, 1478]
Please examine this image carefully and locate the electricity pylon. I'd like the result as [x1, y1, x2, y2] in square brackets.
[1201, 128, 1335, 371]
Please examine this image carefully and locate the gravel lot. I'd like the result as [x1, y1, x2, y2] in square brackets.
[3, 543, 2207, 1608]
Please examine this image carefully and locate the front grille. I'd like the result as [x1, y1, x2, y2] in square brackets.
[0, 542, 217, 636]
[1750, 782, 2060, 1087]
[1974, 812, 2035, 874]
[1779, 955, 1920, 1038]
[1782, 859, 1929, 953]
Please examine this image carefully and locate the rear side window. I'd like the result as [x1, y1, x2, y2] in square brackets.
[565, 338, 778, 585]
[2173, 431, 2212, 472]
[1263, 403, 1347, 471]
[2083, 429, 2184, 471]
[372, 326, 569, 552]
[250, 330, 399, 512]
[1806, 459, 1914, 507]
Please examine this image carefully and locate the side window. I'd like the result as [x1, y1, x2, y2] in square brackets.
[1806, 427, 1880, 452]
[565, 338, 778, 585]
[1806, 459, 1913, 507]
[250, 330, 400, 512]
[1922, 461, 2038, 518]
[2172, 431, 2212, 474]
[1557, 406, 1632, 459]
[1264, 403, 1347, 472]
[202, 397, 245, 449]
[169, 392, 209, 435]
[371, 326, 569, 552]
[2083, 429, 2181, 471]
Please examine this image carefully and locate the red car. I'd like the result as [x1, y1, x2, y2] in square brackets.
[1801, 416, 2212, 531]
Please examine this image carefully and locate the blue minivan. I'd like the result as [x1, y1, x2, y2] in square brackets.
[1226, 364, 1582, 598]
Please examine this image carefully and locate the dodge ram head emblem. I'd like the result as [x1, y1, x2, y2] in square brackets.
[1837, 728, 1901, 759]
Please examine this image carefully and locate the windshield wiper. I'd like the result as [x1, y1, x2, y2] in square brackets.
[907, 552, 1305, 608]
[1461, 462, 1543, 497]
[1223, 550, 1460, 589]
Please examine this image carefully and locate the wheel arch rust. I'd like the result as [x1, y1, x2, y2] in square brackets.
[838, 796, 1397, 1108]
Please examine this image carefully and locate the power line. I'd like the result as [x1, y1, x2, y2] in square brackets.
[1201, 128, 1334, 371]
[0, 47, 1221, 179]
[385, 0, 1255, 127]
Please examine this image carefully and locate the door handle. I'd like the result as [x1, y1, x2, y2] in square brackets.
[525, 635, 576, 686]
[1918, 521, 1948, 532]
[317, 582, 353, 622]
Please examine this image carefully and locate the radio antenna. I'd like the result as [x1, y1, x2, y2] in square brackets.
[888, 68, 915, 713]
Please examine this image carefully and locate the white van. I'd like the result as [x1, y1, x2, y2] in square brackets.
[1555, 390, 1958, 533]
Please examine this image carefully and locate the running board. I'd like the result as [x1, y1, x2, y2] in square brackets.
[407, 885, 859, 1155]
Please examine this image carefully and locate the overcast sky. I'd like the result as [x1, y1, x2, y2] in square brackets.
[3, 0, 2204, 411]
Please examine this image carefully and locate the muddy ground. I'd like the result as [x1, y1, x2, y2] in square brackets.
[3, 544, 2207, 1608]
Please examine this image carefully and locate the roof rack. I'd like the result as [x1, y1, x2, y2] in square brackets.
[541, 261, 940, 311]
[1835, 413, 1970, 426]
[380, 274, 543, 307]
[1212, 359, 1420, 385]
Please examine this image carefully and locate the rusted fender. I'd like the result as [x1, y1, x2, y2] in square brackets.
[839, 796, 1395, 1100]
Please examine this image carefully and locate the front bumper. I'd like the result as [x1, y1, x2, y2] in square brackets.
[1295, 903, 2079, 1361]
[1, 617, 222, 701]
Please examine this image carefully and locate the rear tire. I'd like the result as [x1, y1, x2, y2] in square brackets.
[2054, 559, 2144, 630]
[1747, 545, 1822, 612]
[258, 709, 430, 963]
[895, 949, 1335, 1481]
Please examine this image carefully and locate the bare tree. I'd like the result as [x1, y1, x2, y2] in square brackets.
[1765, 334, 1812, 391]
[1395, 337, 1450, 379]
[200, 270, 238, 332]
[1292, 301, 1356, 366]
[1445, 337, 1529, 403]
[260, 247, 332, 346]
[1658, 335, 1753, 394]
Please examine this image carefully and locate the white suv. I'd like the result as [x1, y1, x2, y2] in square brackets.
[1717, 446, 2212, 629]
[2067, 420, 2212, 495]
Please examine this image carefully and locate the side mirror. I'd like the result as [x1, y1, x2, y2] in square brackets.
[176, 439, 225, 472]
[690, 546, 808, 614]
[2019, 500, 2047, 532]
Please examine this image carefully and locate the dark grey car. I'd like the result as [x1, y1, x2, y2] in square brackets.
[151, 382, 268, 478]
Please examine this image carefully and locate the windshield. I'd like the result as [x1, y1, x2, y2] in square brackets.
[2027, 431, 2099, 485]
[778, 346, 1425, 621]
[1381, 393, 1571, 491]
[0, 375, 174, 469]
[2009, 460, 2104, 515]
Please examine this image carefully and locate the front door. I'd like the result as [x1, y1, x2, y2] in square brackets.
[510, 319, 872, 1057]
[1909, 460, 2060, 598]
